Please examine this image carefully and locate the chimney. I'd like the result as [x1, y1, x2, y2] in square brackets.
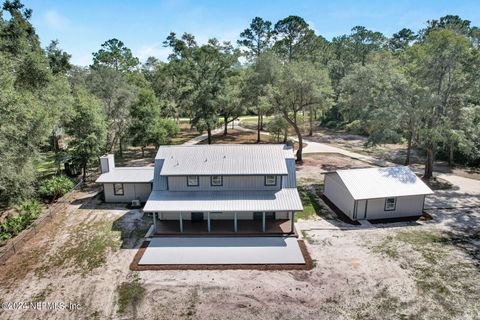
[100, 154, 115, 173]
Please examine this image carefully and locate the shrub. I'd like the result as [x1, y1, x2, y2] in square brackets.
[0, 199, 42, 243]
[38, 175, 75, 202]
[266, 115, 289, 142]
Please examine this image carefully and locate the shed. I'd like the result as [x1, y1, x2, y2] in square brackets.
[323, 166, 433, 220]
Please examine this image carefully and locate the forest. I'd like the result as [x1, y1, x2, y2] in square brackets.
[1, 0, 480, 208]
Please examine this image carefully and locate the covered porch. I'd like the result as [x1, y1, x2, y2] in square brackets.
[151, 211, 296, 235]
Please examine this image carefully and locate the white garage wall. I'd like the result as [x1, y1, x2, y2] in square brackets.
[104, 183, 152, 202]
[324, 173, 355, 219]
[365, 195, 425, 219]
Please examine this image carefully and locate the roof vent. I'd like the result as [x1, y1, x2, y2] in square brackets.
[204, 158, 208, 162]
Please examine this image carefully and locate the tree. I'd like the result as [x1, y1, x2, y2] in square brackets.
[129, 87, 179, 155]
[349, 26, 386, 66]
[164, 33, 239, 144]
[339, 53, 412, 149]
[407, 29, 476, 178]
[273, 15, 315, 62]
[217, 71, 246, 135]
[389, 28, 417, 51]
[269, 60, 333, 162]
[67, 90, 107, 181]
[87, 66, 135, 155]
[46, 39, 72, 74]
[91, 38, 139, 72]
[237, 17, 273, 59]
[0, 1, 73, 206]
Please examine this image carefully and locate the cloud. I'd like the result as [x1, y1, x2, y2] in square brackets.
[136, 43, 172, 62]
[43, 10, 70, 30]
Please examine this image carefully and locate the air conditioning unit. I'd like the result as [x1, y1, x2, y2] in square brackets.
[131, 199, 141, 208]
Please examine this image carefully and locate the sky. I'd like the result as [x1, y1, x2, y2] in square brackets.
[21, 0, 480, 66]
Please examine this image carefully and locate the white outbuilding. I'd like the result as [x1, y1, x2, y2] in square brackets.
[323, 166, 433, 221]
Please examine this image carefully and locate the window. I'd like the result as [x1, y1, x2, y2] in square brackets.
[384, 197, 396, 211]
[187, 176, 199, 187]
[113, 183, 124, 196]
[211, 175, 223, 186]
[265, 175, 277, 186]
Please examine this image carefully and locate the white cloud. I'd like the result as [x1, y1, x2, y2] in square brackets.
[136, 43, 172, 62]
[43, 10, 70, 30]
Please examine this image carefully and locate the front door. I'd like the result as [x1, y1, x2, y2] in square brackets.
[191, 212, 204, 222]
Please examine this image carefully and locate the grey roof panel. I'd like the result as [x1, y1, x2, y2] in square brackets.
[143, 188, 303, 212]
[95, 167, 154, 183]
[155, 144, 293, 176]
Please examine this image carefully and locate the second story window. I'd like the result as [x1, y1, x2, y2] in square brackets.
[265, 175, 277, 186]
[211, 175, 223, 186]
[187, 176, 199, 187]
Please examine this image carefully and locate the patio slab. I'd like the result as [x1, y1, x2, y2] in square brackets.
[138, 236, 305, 265]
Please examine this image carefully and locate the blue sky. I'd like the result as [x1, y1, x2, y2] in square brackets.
[23, 0, 480, 66]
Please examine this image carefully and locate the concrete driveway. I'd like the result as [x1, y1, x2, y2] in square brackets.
[139, 237, 305, 265]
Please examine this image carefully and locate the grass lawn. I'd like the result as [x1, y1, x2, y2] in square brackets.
[36, 152, 58, 177]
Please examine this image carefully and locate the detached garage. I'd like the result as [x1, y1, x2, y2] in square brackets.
[96, 154, 154, 203]
[323, 166, 433, 221]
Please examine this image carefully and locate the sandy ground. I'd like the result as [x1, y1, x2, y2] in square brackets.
[0, 170, 478, 319]
[0, 130, 479, 319]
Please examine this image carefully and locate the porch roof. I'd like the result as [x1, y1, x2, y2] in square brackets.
[143, 188, 303, 212]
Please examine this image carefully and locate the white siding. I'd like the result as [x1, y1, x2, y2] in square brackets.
[365, 195, 425, 219]
[323, 173, 355, 219]
[104, 183, 152, 202]
[356, 199, 367, 220]
[167, 175, 281, 191]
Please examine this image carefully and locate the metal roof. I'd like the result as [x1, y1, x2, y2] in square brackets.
[143, 188, 303, 212]
[155, 144, 293, 176]
[332, 166, 433, 200]
[95, 167, 154, 183]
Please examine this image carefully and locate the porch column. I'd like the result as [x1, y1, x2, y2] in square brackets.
[153, 212, 157, 231]
[179, 212, 183, 233]
[234, 212, 238, 232]
[262, 212, 266, 232]
[291, 211, 295, 233]
[207, 212, 211, 232]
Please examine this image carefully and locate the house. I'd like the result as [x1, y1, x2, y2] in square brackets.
[323, 166, 433, 221]
[96, 154, 154, 202]
[96, 144, 303, 233]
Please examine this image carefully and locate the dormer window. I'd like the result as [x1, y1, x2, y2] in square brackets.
[211, 175, 223, 186]
[265, 175, 277, 186]
[187, 176, 199, 187]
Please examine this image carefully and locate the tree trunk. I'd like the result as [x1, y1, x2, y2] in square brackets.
[404, 130, 413, 165]
[448, 142, 454, 166]
[424, 147, 435, 179]
[257, 112, 261, 143]
[141, 146, 145, 158]
[260, 114, 264, 130]
[82, 163, 87, 181]
[207, 126, 212, 144]
[224, 116, 228, 135]
[308, 105, 314, 136]
[293, 123, 303, 162]
[119, 139, 123, 158]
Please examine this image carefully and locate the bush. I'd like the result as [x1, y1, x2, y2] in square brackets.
[38, 175, 75, 202]
[0, 199, 42, 243]
[266, 115, 289, 142]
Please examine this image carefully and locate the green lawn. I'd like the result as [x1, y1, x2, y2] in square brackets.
[36, 152, 58, 177]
